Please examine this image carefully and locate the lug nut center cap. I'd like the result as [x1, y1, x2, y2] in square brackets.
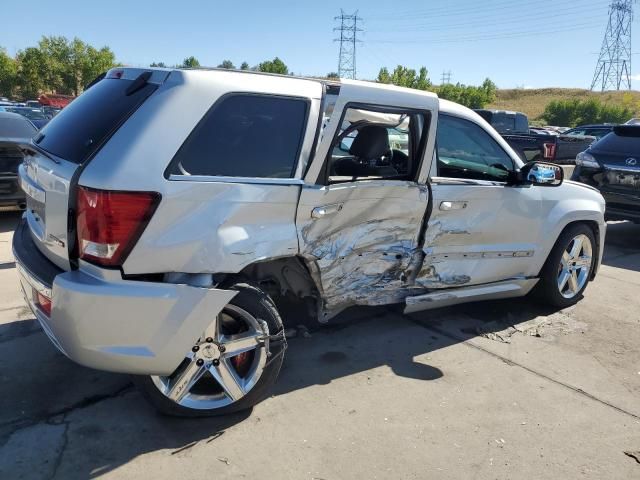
[200, 344, 220, 360]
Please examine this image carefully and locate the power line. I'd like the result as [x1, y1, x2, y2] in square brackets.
[591, 0, 635, 91]
[441, 70, 452, 84]
[366, 2, 607, 33]
[334, 10, 363, 79]
[368, 20, 602, 45]
[366, 0, 609, 22]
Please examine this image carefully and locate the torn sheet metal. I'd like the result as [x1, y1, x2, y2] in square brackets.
[297, 181, 430, 320]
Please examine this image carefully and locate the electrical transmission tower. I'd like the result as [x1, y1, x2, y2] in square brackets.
[441, 70, 452, 84]
[591, 0, 635, 91]
[334, 10, 363, 79]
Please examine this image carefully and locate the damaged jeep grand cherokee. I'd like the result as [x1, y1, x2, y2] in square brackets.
[14, 68, 606, 416]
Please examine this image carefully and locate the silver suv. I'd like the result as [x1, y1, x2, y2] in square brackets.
[14, 68, 606, 416]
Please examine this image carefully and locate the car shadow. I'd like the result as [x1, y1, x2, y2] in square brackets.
[0, 211, 21, 234]
[601, 221, 640, 273]
[2, 294, 562, 479]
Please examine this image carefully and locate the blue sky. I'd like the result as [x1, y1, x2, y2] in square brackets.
[2, 0, 635, 89]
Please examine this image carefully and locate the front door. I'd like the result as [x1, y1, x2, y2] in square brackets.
[418, 113, 544, 289]
[297, 81, 438, 320]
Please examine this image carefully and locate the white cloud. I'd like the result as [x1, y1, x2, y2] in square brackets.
[630, 74, 640, 81]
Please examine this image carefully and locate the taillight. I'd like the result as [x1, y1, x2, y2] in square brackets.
[543, 142, 556, 160]
[76, 187, 160, 267]
[33, 287, 52, 316]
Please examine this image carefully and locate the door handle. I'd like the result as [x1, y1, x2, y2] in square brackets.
[439, 201, 468, 211]
[311, 203, 343, 219]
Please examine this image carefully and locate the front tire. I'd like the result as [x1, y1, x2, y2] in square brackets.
[534, 223, 596, 308]
[133, 282, 285, 417]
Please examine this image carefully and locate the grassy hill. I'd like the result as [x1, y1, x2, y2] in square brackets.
[487, 88, 640, 123]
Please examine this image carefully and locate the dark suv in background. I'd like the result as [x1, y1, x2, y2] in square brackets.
[572, 125, 640, 222]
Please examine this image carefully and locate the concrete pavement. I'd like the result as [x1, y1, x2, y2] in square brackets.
[0, 212, 638, 479]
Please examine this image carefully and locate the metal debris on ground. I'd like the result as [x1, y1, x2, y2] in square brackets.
[217, 457, 230, 465]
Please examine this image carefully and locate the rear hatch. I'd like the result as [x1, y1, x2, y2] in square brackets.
[19, 68, 168, 270]
[591, 126, 640, 198]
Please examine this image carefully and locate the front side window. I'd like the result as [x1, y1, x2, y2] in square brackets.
[436, 114, 514, 182]
[169, 94, 309, 178]
[327, 106, 428, 183]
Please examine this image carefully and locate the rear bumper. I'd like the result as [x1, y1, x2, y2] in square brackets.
[13, 218, 236, 375]
[571, 167, 640, 222]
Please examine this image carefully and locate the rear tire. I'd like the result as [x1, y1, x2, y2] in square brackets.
[533, 223, 596, 308]
[133, 282, 285, 417]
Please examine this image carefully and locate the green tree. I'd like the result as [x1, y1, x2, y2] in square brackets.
[0, 48, 18, 98]
[16, 47, 47, 99]
[326, 72, 339, 79]
[257, 57, 288, 74]
[217, 60, 235, 69]
[376, 65, 431, 90]
[182, 56, 200, 68]
[240, 61, 250, 70]
[80, 45, 116, 92]
[150, 61, 167, 67]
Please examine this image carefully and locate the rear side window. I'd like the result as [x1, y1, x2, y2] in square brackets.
[594, 130, 640, 153]
[168, 94, 309, 178]
[34, 78, 157, 164]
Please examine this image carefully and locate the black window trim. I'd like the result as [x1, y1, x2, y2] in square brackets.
[315, 101, 432, 186]
[434, 113, 516, 185]
[164, 91, 312, 181]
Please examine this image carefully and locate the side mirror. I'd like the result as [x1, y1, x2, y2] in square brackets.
[518, 162, 563, 186]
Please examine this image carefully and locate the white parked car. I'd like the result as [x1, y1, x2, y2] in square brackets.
[14, 68, 606, 416]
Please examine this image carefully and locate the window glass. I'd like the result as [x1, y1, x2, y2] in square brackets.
[491, 112, 515, 133]
[0, 116, 37, 138]
[436, 114, 514, 181]
[327, 107, 427, 183]
[35, 78, 157, 164]
[593, 131, 640, 154]
[169, 94, 308, 178]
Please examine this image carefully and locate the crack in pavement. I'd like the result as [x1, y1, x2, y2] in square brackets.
[0, 383, 133, 447]
[409, 317, 640, 422]
[47, 419, 69, 480]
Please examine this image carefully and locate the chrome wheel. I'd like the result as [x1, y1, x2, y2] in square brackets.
[151, 304, 268, 410]
[557, 233, 593, 299]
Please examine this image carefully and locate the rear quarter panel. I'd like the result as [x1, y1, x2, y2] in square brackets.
[79, 69, 322, 275]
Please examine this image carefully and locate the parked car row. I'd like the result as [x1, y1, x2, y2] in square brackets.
[475, 109, 599, 165]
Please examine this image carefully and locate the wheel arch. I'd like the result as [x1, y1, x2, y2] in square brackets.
[537, 219, 602, 280]
[220, 255, 323, 326]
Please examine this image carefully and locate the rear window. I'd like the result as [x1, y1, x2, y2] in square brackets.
[34, 78, 157, 164]
[167, 94, 309, 178]
[594, 129, 640, 153]
[0, 116, 37, 138]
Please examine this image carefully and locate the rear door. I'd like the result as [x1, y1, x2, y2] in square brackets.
[19, 68, 168, 270]
[298, 81, 438, 318]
